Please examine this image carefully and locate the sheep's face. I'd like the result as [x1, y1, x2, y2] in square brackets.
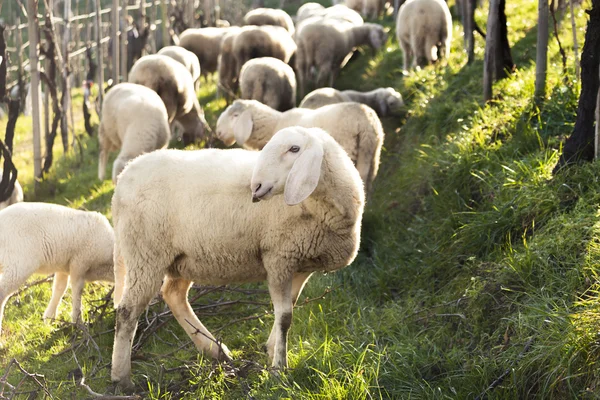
[378, 88, 404, 116]
[368, 25, 387, 50]
[216, 102, 252, 146]
[251, 127, 324, 206]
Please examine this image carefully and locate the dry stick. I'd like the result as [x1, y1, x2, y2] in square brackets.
[10, 359, 54, 399]
[550, 0, 568, 79]
[474, 336, 535, 400]
[6, 276, 53, 301]
[570, 0, 580, 80]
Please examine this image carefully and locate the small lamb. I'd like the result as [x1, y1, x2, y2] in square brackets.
[396, 0, 452, 70]
[239, 57, 297, 111]
[0, 203, 114, 333]
[216, 99, 384, 198]
[110, 127, 364, 391]
[128, 55, 207, 145]
[98, 83, 171, 183]
[299, 87, 403, 117]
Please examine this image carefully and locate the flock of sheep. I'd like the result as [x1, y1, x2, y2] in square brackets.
[0, 0, 454, 392]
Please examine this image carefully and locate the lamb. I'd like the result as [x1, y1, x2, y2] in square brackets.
[0, 174, 23, 210]
[0, 202, 114, 334]
[216, 99, 383, 197]
[178, 27, 233, 79]
[395, 0, 452, 71]
[98, 83, 171, 183]
[239, 57, 296, 111]
[232, 25, 297, 79]
[128, 55, 207, 145]
[244, 8, 295, 35]
[294, 19, 387, 96]
[299, 87, 403, 117]
[110, 126, 364, 391]
[157, 46, 201, 91]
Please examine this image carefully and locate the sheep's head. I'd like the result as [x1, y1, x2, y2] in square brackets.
[216, 100, 253, 146]
[376, 88, 404, 116]
[251, 127, 324, 206]
[367, 24, 387, 50]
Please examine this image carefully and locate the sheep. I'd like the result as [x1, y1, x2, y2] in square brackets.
[244, 8, 295, 35]
[178, 27, 233, 79]
[239, 57, 296, 112]
[157, 46, 201, 91]
[0, 173, 23, 211]
[216, 99, 383, 198]
[295, 4, 363, 26]
[232, 26, 297, 83]
[344, 0, 387, 19]
[217, 27, 243, 103]
[395, 0, 452, 71]
[0, 202, 114, 334]
[128, 55, 207, 145]
[295, 2, 325, 23]
[295, 19, 387, 96]
[98, 83, 171, 183]
[299, 87, 403, 117]
[110, 126, 365, 391]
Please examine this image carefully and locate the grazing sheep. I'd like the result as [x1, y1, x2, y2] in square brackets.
[344, 0, 387, 19]
[157, 46, 201, 91]
[244, 8, 295, 35]
[178, 27, 233, 79]
[0, 174, 23, 211]
[0, 203, 114, 333]
[216, 99, 383, 197]
[217, 27, 243, 103]
[295, 19, 387, 96]
[98, 83, 171, 183]
[128, 55, 207, 145]
[299, 87, 403, 117]
[295, 2, 325, 23]
[395, 0, 452, 70]
[296, 4, 364, 27]
[110, 127, 364, 391]
[239, 57, 297, 111]
[232, 25, 297, 79]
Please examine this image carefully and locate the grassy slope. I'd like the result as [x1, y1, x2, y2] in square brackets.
[2, 1, 600, 399]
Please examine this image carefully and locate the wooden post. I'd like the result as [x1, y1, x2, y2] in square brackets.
[150, 0, 158, 52]
[63, 0, 73, 151]
[535, 0, 549, 100]
[483, 0, 499, 101]
[112, 0, 120, 82]
[121, 0, 128, 79]
[161, 0, 168, 49]
[95, 0, 104, 113]
[27, 0, 43, 184]
[188, 0, 195, 29]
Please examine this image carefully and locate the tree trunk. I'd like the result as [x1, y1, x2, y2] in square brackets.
[571, 0, 580, 80]
[535, 0, 549, 100]
[27, 0, 43, 185]
[483, 0, 499, 101]
[497, 0, 514, 78]
[461, 0, 476, 64]
[95, 0, 105, 115]
[553, 0, 600, 172]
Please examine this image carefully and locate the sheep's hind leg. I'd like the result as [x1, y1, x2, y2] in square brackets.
[0, 262, 36, 334]
[266, 272, 312, 363]
[161, 277, 232, 361]
[43, 272, 70, 322]
[68, 273, 86, 324]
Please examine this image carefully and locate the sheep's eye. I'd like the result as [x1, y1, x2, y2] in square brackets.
[289, 145, 300, 153]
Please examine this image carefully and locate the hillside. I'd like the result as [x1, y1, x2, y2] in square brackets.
[1, 1, 600, 399]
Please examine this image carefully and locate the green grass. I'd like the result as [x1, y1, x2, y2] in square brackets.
[2, 1, 600, 398]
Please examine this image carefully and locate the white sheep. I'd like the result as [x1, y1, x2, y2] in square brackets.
[395, 0, 452, 71]
[344, 0, 387, 19]
[128, 55, 207, 145]
[294, 19, 387, 97]
[244, 8, 295, 35]
[232, 25, 297, 79]
[0, 173, 23, 210]
[295, 2, 325, 23]
[216, 99, 384, 198]
[299, 87, 403, 117]
[178, 27, 233, 79]
[217, 27, 243, 103]
[296, 4, 364, 27]
[98, 83, 171, 183]
[110, 126, 364, 391]
[0, 202, 114, 333]
[239, 57, 297, 112]
[157, 46, 201, 91]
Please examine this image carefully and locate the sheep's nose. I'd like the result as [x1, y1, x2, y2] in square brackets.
[252, 183, 273, 203]
[252, 183, 262, 203]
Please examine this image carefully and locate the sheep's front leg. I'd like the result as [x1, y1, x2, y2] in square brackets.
[266, 272, 312, 362]
[43, 272, 70, 321]
[161, 277, 232, 361]
[266, 273, 296, 369]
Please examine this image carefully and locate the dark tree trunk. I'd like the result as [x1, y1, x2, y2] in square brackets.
[498, 0, 515, 78]
[484, 0, 515, 101]
[461, 0, 476, 64]
[553, 0, 600, 172]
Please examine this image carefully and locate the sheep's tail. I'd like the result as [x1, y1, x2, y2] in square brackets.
[355, 109, 384, 202]
[113, 242, 126, 308]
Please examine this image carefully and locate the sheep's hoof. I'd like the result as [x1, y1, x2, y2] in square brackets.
[110, 379, 136, 395]
[217, 343, 233, 362]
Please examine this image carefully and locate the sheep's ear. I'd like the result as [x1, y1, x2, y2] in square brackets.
[233, 110, 253, 145]
[284, 143, 323, 205]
